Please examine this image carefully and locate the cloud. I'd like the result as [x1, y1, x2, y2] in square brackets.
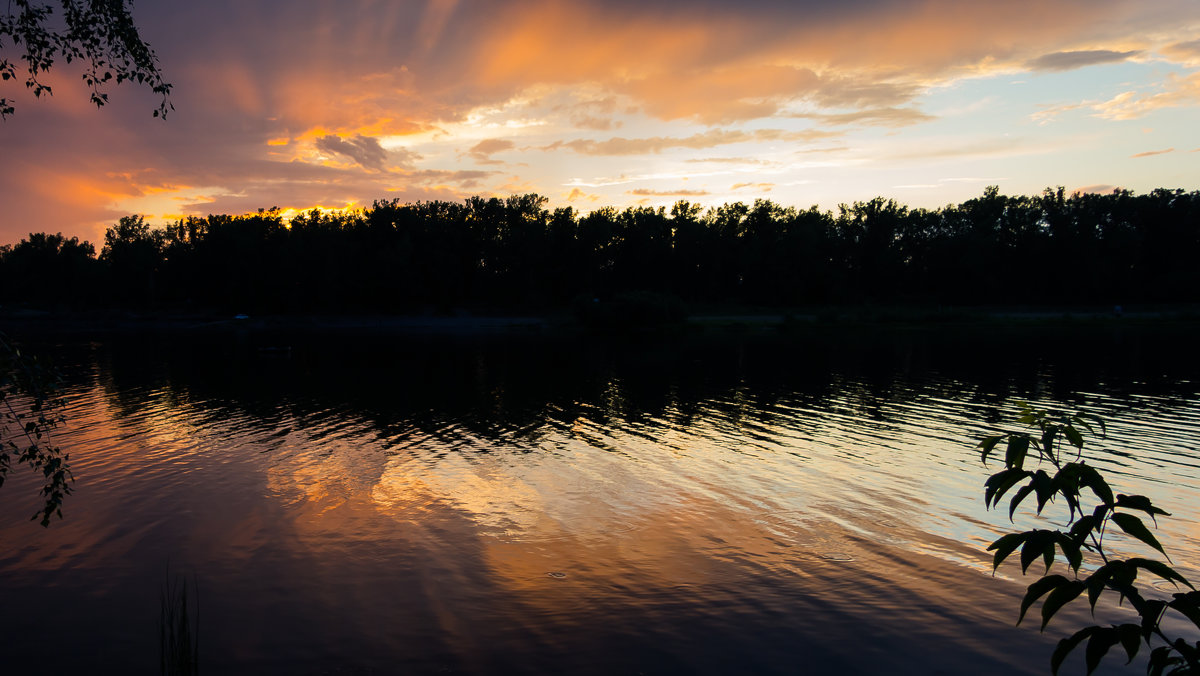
[1130, 148, 1174, 158]
[542, 128, 838, 155]
[466, 138, 515, 164]
[798, 107, 933, 127]
[1030, 102, 1089, 125]
[1161, 38, 1200, 63]
[314, 135, 392, 170]
[565, 188, 601, 202]
[1094, 72, 1200, 120]
[731, 182, 774, 192]
[4, 0, 1199, 244]
[1074, 184, 1120, 194]
[1026, 49, 1140, 72]
[627, 188, 711, 196]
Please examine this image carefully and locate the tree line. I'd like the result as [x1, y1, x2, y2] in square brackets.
[1, 186, 1198, 314]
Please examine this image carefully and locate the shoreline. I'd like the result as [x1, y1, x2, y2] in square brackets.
[3, 303, 1199, 337]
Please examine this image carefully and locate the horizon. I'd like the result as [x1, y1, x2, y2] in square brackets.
[1, 0, 1198, 246]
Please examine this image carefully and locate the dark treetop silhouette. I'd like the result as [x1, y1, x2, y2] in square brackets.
[2, 186, 1197, 315]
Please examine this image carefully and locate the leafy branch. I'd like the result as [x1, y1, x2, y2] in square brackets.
[980, 403, 1200, 675]
[0, 0, 172, 118]
[0, 332, 72, 526]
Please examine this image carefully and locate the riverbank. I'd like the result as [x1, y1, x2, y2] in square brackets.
[2, 303, 1198, 337]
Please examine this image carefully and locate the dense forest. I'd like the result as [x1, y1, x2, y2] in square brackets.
[1, 186, 1198, 315]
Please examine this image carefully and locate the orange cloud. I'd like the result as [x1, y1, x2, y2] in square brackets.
[1095, 72, 1200, 120]
[542, 128, 839, 155]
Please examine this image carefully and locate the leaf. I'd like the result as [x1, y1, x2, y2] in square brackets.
[1116, 623, 1141, 664]
[1042, 579, 1086, 630]
[1072, 413, 1106, 438]
[1062, 425, 1085, 450]
[1077, 465, 1114, 507]
[1055, 533, 1083, 574]
[1115, 494, 1171, 526]
[1052, 627, 1096, 676]
[1009, 483, 1036, 521]
[985, 468, 1031, 509]
[1032, 470, 1056, 514]
[979, 434, 1005, 463]
[1147, 645, 1174, 676]
[1020, 575, 1069, 626]
[1069, 515, 1098, 543]
[1111, 513, 1167, 558]
[1084, 626, 1120, 675]
[1141, 600, 1168, 640]
[1085, 565, 1113, 613]
[1168, 591, 1200, 630]
[988, 532, 1027, 572]
[1128, 558, 1192, 589]
[1021, 531, 1055, 573]
[1006, 435, 1031, 470]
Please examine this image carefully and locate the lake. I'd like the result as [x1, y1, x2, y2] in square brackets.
[2, 323, 1198, 674]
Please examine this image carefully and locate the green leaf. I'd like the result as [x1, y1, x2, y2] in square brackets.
[1084, 626, 1119, 675]
[1051, 627, 1096, 676]
[1116, 623, 1141, 664]
[1042, 579, 1086, 630]
[1020, 575, 1069, 626]
[1111, 513, 1167, 558]
[988, 532, 1027, 572]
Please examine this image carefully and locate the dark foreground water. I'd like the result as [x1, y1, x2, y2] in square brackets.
[2, 324, 1199, 675]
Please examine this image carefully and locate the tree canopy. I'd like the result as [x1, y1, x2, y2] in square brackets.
[3, 187, 1198, 315]
[0, 0, 171, 118]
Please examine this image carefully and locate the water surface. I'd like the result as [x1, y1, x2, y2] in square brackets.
[2, 325, 1198, 674]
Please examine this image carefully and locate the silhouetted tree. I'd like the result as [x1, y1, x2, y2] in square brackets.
[0, 0, 171, 118]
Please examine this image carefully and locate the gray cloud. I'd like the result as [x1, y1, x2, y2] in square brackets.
[314, 135, 391, 170]
[1026, 49, 1139, 72]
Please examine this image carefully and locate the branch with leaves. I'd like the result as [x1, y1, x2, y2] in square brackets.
[0, 0, 172, 118]
[0, 333, 72, 526]
[980, 403, 1200, 675]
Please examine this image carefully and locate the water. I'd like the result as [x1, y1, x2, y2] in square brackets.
[1, 324, 1199, 674]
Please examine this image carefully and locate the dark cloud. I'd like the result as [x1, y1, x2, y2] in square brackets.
[314, 135, 391, 170]
[1026, 49, 1139, 72]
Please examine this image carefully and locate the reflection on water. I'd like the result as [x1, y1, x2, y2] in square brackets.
[1, 326, 1199, 674]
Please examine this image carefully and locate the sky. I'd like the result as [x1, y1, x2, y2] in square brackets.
[1, 0, 1199, 246]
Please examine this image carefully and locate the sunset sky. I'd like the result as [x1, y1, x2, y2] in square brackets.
[1, 0, 1198, 245]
